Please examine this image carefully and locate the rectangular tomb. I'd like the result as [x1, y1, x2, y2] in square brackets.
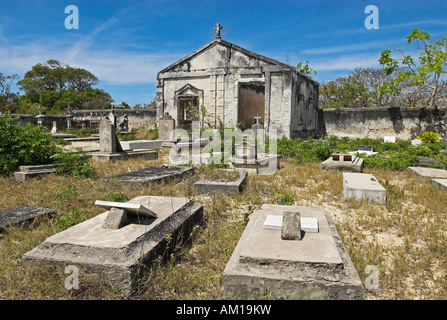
[222, 204, 363, 300]
[23, 196, 203, 295]
[107, 165, 193, 188]
[193, 169, 247, 194]
[343, 172, 386, 203]
[0, 205, 55, 230]
[320, 154, 364, 173]
[408, 166, 447, 179]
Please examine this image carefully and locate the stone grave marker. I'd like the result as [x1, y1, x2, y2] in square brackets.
[14, 164, 60, 182]
[0, 205, 55, 230]
[159, 112, 175, 141]
[431, 179, 447, 191]
[92, 116, 157, 162]
[384, 136, 396, 143]
[412, 139, 422, 146]
[222, 204, 363, 299]
[23, 196, 203, 296]
[193, 169, 247, 194]
[343, 172, 386, 203]
[107, 165, 193, 188]
[408, 166, 447, 179]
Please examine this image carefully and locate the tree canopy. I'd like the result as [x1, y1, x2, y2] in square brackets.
[17, 60, 113, 113]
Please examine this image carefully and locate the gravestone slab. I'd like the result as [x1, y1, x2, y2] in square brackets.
[108, 165, 193, 188]
[120, 140, 163, 151]
[14, 164, 60, 182]
[193, 169, 247, 194]
[408, 166, 447, 179]
[23, 196, 203, 296]
[431, 179, 447, 191]
[0, 205, 55, 230]
[415, 156, 445, 168]
[411, 139, 422, 146]
[94, 200, 157, 218]
[343, 172, 386, 203]
[222, 204, 363, 299]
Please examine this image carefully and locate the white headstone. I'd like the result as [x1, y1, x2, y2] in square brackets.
[384, 136, 396, 143]
[263, 215, 318, 233]
[412, 139, 422, 146]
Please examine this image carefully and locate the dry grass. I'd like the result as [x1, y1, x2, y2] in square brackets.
[0, 149, 446, 300]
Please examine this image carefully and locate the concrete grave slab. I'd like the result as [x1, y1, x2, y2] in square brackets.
[384, 136, 396, 143]
[343, 172, 386, 203]
[120, 140, 163, 151]
[193, 169, 247, 194]
[108, 165, 193, 188]
[432, 179, 447, 191]
[14, 164, 59, 182]
[408, 166, 447, 179]
[222, 204, 363, 299]
[23, 196, 203, 295]
[0, 205, 55, 230]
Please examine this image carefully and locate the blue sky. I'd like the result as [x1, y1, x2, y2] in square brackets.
[1, 0, 447, 107]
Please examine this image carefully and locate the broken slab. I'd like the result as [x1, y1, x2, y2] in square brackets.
[431, 179, 447, 191]
[0, 205, 55, 230]
[91, 149, 158, 162]
[94, 200, 157, 218]
[343, 172, 386, 203]
[23, 196, 203, 295]
[408, 166, 447, 179]
[14, 164, 59, 182]
[320, 154, 364, 173]
[193, 169, 247, 194]
[281, 211, 301, 240]
[222, 204, 363, 299]
[107, 165, 193, 188]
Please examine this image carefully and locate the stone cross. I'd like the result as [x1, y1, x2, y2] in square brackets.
[254, 114, 261, 124]
[214, 23, 223, 39]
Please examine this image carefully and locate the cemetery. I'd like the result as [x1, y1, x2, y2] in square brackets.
[1, 22, 447, 302]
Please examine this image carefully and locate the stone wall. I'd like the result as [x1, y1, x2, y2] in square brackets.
[318, 107, 447, 140]
[8, 109, 157, 132]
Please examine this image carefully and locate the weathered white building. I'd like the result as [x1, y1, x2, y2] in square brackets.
[156, 24, 319, 138]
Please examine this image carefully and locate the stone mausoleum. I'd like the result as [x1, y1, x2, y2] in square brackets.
[156, 23, 319, 139]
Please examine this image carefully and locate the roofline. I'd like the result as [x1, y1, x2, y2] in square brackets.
[157, 38, 319, 85]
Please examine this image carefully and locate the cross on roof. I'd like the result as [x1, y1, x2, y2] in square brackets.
[254, 114, 261, 124]
[214, 23, 223, 39]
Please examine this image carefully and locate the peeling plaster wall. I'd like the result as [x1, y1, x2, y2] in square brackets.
[318, 107, 447, 140]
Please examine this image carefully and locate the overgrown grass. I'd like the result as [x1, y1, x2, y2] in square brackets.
[0, 142, 446, 300]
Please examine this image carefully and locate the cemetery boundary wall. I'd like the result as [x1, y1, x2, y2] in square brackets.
[318, 107, 447, 140]
[7, 107, 447, 140]
[9, 109, 157, 132]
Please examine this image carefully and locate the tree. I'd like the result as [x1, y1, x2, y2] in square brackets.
[17, 60, 113, 113]
[0, 73, 20, 112]
[379, 29, 447, 108]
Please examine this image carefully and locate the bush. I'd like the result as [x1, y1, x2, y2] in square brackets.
[0, 115, 61, 174]
[417, 131, 441, 143]
[52, 148, 97, 178]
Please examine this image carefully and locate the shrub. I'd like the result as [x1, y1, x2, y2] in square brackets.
[0, 115, 61, 174]
[417, 131, 441, 143]
[52, 148, 97, 178]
